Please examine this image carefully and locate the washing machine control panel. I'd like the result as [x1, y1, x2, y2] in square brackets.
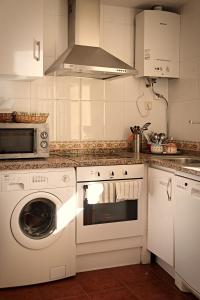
[31, 176, 48, 184]
[1, 168, 76, 191]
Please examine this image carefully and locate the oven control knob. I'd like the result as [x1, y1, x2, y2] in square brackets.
[40, 141, 48, 148]
[40, 131, 48, 139]
[97, 172, 101, 177]
[124, 170, 128, 175]
[110, 171, 114, 176]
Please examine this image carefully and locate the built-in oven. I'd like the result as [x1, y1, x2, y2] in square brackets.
[76, 164, 145, 244]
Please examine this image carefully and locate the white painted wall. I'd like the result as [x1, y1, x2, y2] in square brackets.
[168, 0, 200, 141]
[0, 1, 168, 142]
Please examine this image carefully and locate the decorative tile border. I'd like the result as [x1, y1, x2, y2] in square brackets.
[50, 140, 129, 154]
[50, 140, 200, 155]
[174, 140, 200, 153]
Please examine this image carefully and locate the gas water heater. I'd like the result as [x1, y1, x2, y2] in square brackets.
[135, 10, 180, 78]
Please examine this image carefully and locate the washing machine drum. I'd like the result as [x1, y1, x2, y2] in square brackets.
[11, 192, 63, 250]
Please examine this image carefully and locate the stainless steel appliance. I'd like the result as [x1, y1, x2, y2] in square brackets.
[0, 123, 49, 159]
[45, 0, 137, 79]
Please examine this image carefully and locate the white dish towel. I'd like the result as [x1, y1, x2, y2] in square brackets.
[115, 180, 142, 202]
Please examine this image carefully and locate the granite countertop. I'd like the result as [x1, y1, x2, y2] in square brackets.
[0, 151, 200, 177]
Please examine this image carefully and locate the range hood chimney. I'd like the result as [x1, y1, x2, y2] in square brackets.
[45, 0, 137, 80]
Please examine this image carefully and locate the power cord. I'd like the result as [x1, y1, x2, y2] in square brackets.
[144, 77, 169, 135]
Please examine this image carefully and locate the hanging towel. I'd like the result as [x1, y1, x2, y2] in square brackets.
[109, 182, 115, 203]
[87, 183, 104, 204]
[102, 182, 115, 203]
[115, 180, 142, 202]
[103, 182, 109, 203]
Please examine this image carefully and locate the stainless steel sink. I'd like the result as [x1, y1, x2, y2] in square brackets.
[160, 156, 200, 166]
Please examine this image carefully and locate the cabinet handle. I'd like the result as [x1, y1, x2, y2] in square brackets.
[33, 40, 41, 61]
[167, 178, 172, 201]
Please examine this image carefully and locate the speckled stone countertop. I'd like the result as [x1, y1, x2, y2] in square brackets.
[0, 151, 200, 177]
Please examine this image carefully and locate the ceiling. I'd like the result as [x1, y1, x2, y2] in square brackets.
[101, 0, 188, 11]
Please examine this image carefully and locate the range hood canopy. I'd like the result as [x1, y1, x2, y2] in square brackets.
[45, 0, 137, 80]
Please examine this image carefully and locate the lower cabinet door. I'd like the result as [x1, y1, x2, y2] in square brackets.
[147, 167, 174, 266]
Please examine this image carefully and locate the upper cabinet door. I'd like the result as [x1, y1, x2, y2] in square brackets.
[0, 0, 43, 79]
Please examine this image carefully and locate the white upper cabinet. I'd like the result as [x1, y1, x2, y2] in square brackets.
[0, 0, 43, 79]
[147, 167, 174, 266]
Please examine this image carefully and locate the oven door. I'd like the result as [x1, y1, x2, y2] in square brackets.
[76, 179, 144, 244]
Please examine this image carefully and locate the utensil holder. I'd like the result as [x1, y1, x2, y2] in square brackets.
[132, 133, 141, 153]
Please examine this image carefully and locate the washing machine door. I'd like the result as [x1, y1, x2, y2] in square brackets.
[11, 192, 63, 250]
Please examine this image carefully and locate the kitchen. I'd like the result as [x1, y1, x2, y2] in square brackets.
[0, 0, 199, 299]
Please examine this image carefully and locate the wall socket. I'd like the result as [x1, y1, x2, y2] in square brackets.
[144, 101, 152, 111]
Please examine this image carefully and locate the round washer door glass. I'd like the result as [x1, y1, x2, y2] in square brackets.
[19, 198, 56, 239]
[11, 192, 63, 250]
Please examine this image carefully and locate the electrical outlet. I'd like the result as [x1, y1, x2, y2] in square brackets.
[144, 101, 152, 111]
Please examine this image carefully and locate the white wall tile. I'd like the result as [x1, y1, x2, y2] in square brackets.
[123, 100, 167, 140]
[123, 77, 140, 102]
[31, 98, 56, 141]
[55, 77, 81, 100]
[81, 101, 105, 140]
[105, 78, 124, 101]
[169, 100, 200, 141]
[168, 0, 200, 141]
[11, 98, 31, 113]
[56, 100, 80, 141]
[31, 77, 55, 100]
[81, 78, 105, 101]
[0, 80, 30, 99]
[104, 102, 124, 140]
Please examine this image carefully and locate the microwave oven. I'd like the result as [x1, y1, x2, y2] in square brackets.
[0, 123, 49, 159]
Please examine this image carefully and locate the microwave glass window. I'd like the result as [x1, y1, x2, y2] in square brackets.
[0, 129, 34, 154]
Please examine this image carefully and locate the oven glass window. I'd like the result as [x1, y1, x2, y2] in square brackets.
[83, 183, 138, 225]
[19, 198, 56, 239]
[0, 128, 34, 153]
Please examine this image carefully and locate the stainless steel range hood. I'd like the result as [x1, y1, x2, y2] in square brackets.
[45, 0, 137, 80]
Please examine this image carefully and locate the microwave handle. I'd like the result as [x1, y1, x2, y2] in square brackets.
[33, 128, 37, 153]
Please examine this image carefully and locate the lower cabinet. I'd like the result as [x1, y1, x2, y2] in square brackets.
[147, 167, 174, 266]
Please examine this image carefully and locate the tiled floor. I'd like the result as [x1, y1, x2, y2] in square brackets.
[0, 264, 197, 300]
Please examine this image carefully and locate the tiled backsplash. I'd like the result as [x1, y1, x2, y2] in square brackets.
[0, 2, 168, 142]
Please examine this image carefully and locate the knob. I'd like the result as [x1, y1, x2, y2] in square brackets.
[62, 175, 69, 182]
[40, 141, 48, 148]
[97, 172, 100, 177]
[124, 170, 128, 175]
[111, 171, 114, 176]
[40, 131, 48, 139]
[185, 182, 188, 186]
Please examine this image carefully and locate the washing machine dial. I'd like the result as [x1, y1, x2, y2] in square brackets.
[62, 175, 70, 182]
[40, 141, 48, 148]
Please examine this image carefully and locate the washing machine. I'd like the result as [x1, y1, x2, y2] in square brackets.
[0, 168, 76, 288]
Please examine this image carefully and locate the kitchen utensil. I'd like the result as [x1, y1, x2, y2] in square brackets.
[140, 122, 151, 132]
[132, 133, 141, 153]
